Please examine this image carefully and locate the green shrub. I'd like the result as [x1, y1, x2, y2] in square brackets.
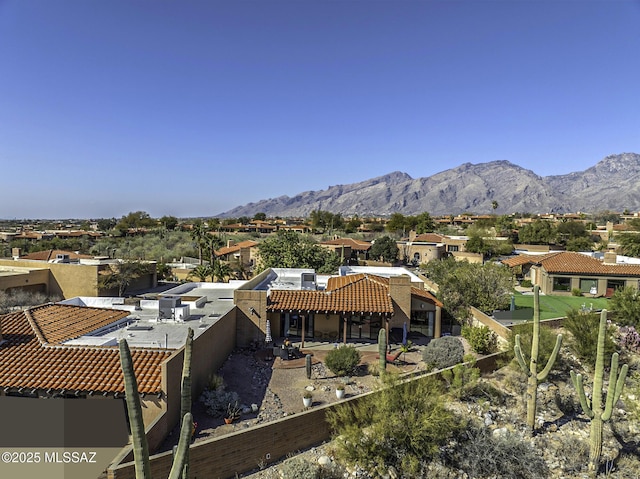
[520, 279, 532, 288]
[571, 288, 583, 297]
[564, 308, 616, 364]
[440, 360, 481, 400]
[447, 424, 548, 479]
[324, 346, 361, 376]
[422, 336, 464, 370]
[327, 375, 464, 477]
[506, 321, 560, 367]
[279, 456, 321, 479]
[461, 325, 497, 354]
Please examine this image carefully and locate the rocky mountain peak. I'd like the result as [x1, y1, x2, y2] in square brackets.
[218, 153, 640, 217]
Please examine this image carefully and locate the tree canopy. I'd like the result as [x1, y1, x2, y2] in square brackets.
[369, 236, 399, 263]
[423, 257, 512, 322]
[257, 231, 342, 273]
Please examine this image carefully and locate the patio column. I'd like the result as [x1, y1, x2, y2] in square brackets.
[434, 306, 442, 338]
[301, 314, 305, 348]
[343, 316, 347, 344]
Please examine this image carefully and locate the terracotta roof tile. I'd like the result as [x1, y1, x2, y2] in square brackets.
[0, 305, 170, 394]
[538, 251, 640, 276]
[215, 240, 259, 256]
[20, 249, 94, 261]
[503, 251, 640, 277]
[267, 273, 441, 313]
[28, 304, 130, 344]
[412, 233, 446, 243]
[320, 238, 372, 251]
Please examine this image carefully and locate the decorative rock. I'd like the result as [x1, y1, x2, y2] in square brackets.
[483, 412, 493, 426]
[251, 403, 259, 412]
[492, 427, 508, 438]
[318, 455, 331, 466]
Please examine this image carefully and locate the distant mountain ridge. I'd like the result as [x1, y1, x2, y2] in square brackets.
[219, 153, 640, 217]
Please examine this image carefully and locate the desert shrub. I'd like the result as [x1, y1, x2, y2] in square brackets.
[564, 309, 616, 364]
[447, 424, 548, 479]
[440, 359, 481, 400]
[422, 336, 464, 370]
[199, 386, 239, 418]
[462, 325, 497, 354]
[547, 435, 589, 475]
[324, 346, 361, 376]
[506, 321, 560, 367]
[0, 289, 62, 314]
[279, 456, 321, 479]
[327, 375, 464, 477]
[366, 361, 381, 377]
[609, 286, 640, 327]
[616, 326, 640, 353]
[279, 456, 344, 479]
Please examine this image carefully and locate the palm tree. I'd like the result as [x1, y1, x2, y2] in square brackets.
[205, 233, 225, 281]
[187, 264, 212, 282]
[189, 220, 207, 265]
[212, 261, 232, 282]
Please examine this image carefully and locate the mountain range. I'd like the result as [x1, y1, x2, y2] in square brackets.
[219, 153, 640, 217]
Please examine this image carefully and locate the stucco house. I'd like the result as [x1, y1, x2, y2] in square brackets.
[502, 251, 640, 297]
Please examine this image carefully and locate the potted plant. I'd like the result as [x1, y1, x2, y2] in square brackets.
[225, 401, 241, 424]
[303, 390, 313, 408]
[335, 383, 345, 399]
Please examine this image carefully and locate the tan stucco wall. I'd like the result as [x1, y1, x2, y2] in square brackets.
[234, 289, 268, 348]
[0, 259, 103, 298]
[0, 267, 50, 294]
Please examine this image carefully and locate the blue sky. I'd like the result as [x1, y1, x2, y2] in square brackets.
[1, 0, 639, 219]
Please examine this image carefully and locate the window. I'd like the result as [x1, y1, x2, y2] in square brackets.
[447, 245, 459, 252]
[552, 277, 571, 291]
[579, 278, 597, 293]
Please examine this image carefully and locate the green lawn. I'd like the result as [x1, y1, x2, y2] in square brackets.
[512, 291, 610, 320]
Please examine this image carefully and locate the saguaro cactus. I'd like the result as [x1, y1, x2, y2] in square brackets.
[514, 285, 563, 434]
[119, 333, 194, 479]
[180, 328, 194, 479]
[378, 328, 387, 372]
[571, 309, 628, 474]
[305, 354, 312, 380]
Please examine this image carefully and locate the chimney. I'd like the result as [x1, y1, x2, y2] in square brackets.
[227, 240, 236, 248]
[603, 252, 617, 265]
[409, 230, 417, 242]
[389, 275, 412, 325]
[11, 247, 21, 259]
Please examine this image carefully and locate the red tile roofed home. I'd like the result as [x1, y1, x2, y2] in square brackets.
[265, 273, 442, 343]
[319, 237, 372, 263]
[0, 304, 172, 447]
[215, 240, 259, 272]
[19, 249, 95, 262]
[503, 251, 640, 297]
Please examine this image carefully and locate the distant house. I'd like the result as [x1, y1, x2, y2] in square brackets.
[502, 251, 640, 297]
[0, 253, 157, 298]
[215, 240, 259, 271]
[319, 237, 371, 263]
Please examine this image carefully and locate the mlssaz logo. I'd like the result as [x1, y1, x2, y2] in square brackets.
[44, 451, 97, 463]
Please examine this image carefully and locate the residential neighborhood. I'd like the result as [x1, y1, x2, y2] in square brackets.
[1, 209, 640, 478]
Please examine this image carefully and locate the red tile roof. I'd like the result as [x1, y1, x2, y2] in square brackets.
[0, 305, 171, 394]
[215, 240, 259, 256]
[320, 238, 372, 251]
[412, 233, 446, 243]
[267, 273, 441, 313]
[20, 249, 94, 261]
[503, 251, 640, 277]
